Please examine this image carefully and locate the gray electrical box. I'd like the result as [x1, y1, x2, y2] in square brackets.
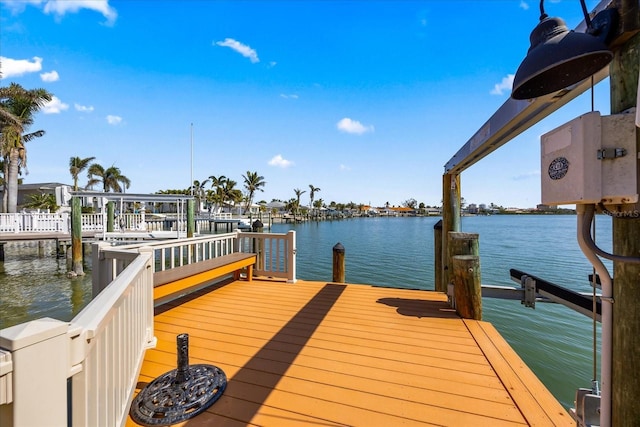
[541, 111, 638, 206]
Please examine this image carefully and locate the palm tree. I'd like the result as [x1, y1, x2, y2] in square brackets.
[69, 156, 96, 191]
[293, 188, 306, 219]
[314, 198, 324, 219]
[86, 163, 131, 192]
[191, 179, 209, 212]
[219, 179, 243, 213]
[242, 171, 266, 214]
[0, 83, 53, 212]
[23, 192, 58, 211]
[204, 188, 222, 215]
[207, 175, 227, 213]
[308, 184, 321, 216]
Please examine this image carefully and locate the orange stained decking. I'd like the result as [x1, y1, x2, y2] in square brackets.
[127, 278, 574, 427]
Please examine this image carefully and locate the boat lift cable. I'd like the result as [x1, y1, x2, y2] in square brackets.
[590, 77, 598, 388]
[591, 208, 598, 389]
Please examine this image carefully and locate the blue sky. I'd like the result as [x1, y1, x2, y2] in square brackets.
[1, 0, 611, 208]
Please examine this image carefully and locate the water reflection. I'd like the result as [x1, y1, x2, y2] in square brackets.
[0, 241, 93, 329]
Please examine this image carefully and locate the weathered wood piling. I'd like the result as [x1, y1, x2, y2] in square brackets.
[447, 232, 481, 320]
[332, 242, 345, 283]
[70, 197, 85, 276]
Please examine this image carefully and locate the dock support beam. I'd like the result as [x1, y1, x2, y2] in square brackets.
[441, 173, 461, 293]
[107, 201, 115, 232]
[610, 6, 640, 425]
[187, 199, 195, 238]
[434, 220, 443, 292]
[71, 197, 85, 276]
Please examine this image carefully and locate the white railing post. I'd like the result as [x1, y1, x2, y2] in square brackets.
[0, 318, 69, 427]
[92, 242, 115, 295]
[287, 230, 297, 283]
[70, 252, 155, 427]
[0, 349, 12, 406]
[61, 212, 70, 233]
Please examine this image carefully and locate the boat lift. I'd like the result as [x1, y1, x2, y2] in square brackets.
[480, 269, 602, 322]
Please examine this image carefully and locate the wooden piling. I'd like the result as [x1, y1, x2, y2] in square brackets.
[452, 255, 482, 320]
[448, 232, 479, 268]
[56, 239, 65, 258]
[107, 201, 115, 232]
[441, 173, 461, 292]
[252, 220, 264, 273]
[0, 242, 5, 262]
[610, 11, 640, 425]
[447, 232, 479, 313]
[71, 197, 85, 276]
[187, 199, 195, 238]
[434, 220, 443, 292]
[332, 242, 345, 283]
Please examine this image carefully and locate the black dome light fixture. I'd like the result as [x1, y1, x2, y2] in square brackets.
[511, 0, 618, 100]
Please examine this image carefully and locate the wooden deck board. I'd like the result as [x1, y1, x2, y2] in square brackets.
[127, 279, 572, 426]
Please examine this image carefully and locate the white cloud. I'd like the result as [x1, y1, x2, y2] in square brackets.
[519, 1, 530, 10]
[280, 94, 299, 99]
[106, 114, 122, 125]
[44, 0, 117, 25]
[339, 164, 351, 171]
[40, 70, 59, 82]
[1, 0, 117, 24]
[214, 38, 259, 63]
[75, 103, 94, 112]
[490, 74, 514, 95]
[42, 96, 69, 114]
[268, 154, 293, 168]
[0, 56, 43, 78]
[336, 117, 374, 135]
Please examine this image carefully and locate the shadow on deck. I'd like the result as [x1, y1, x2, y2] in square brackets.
[128, 278, 573, 427]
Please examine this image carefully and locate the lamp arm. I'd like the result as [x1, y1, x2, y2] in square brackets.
[580, 0, 593, 29]
[539, 0, 548, 20]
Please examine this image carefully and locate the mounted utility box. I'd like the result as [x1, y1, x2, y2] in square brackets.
[541, 111, 638, 206]
[600, 112, 638, 205]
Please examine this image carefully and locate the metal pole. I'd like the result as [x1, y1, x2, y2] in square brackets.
[190, 123, 194, 196]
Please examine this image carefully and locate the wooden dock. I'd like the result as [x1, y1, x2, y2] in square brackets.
[127, 278, 573, 426]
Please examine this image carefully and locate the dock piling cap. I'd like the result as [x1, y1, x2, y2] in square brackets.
[333, 242, 345, 253]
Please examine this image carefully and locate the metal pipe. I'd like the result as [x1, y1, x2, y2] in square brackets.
[576, 204, 611, 427]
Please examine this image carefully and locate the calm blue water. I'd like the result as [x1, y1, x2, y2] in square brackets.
[271, 214, 610, 409]
[0, 214, 611, 409]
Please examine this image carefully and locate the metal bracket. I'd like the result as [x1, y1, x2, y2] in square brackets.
[521, 275, 536, 309]
[597, 147, 627, 159]
[575, 387, 600, 427]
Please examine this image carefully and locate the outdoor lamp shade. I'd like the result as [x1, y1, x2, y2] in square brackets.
[511, 16, 613, 100]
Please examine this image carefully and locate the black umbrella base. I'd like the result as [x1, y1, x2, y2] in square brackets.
[130, 334, 227, 426]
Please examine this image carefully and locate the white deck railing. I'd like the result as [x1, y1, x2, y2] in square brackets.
[237, 230, 296, 282]
[0, 212, 70, 233]
[0, 212, 253, 235]
[109, 231, 296, 281]
[0, 230, 296, 427]
[0, 249, 155, 427]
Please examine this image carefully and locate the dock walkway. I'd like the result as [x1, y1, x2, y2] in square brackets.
[128, 278, 572, 426]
